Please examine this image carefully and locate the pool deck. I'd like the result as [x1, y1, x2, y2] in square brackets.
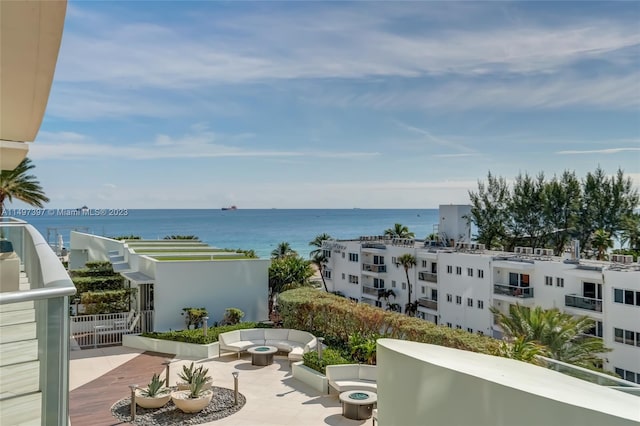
[70, 346, 368, 426]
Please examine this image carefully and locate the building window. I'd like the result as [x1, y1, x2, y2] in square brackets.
[421, 260, 427, 268]
[556, 277, 564, 288]
[446, 322, 452, 328]
[625, 290, 635, 305]
[614, 327, 640, 346]
[456, 325, 462, 330]
[349, 253, 359, 262]
[348, 275, 359, 284]
[478, 300, 484, 309]
[421, 286, 426, 295]
[467, 327, 473, 333]
[447, 294, 452, 303]
[402, 282, 407, 290]
[373, 278, 384, 288]
[342, 252, 345, 258]
[391, 280, 396, 288]
[323, 270, 332, 279]
[545, 276, 553, 286]
[477, 269, 484, 279]
[447, 265, 453, 274]
[467, 268, 473, 277]
[322, 249, 331, 258]
[342, 273, 345, 280]
[467, 298, 473, 307]
[375, 300, 382, 308]
[456, 296, 462, 305]
[431, 263, 438, 274]
[615, 328, 624, 343]
[585, 321, 603, 338]
[615, 367, 639, 384]
[373, 255, 384, 265]
[392, 256, 397, 264]
[456, 266, 462, 275]
[432, 288, 438, 301]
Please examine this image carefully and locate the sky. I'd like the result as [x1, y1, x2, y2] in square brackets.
[21, 1, 640, 209]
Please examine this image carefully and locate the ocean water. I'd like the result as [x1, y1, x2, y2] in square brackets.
[22, 209, 439, 259]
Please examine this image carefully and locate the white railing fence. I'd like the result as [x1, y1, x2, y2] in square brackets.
[70, 310, 153, 348]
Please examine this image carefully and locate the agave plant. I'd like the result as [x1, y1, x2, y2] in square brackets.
[140, 373, 170, 397]
[188, 368, 209, 399]
[178, 362, 197, 384]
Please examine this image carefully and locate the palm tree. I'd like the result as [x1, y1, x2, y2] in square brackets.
[497, 336, 548, 366]
[310, 253, 329, 292]
[397, 253, 417, 315]
[384, 223, 415, 239]
[0, 158, 49, 216]
[268, 255, 314, 313]
[377, 288, 397, 311]
[491, 304, 609, 369]
[620, 213, 640, 250]
[309, 233, 332, 258]
[271, 241, 296, 259]
[591, 229, 613, 260]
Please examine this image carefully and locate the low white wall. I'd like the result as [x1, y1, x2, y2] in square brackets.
[377, 339, 640, 426]
[123, 334, 220, 359]
[292, 362, 328, 394]
[69, 232, 123, 269]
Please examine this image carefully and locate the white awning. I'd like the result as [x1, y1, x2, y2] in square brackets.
[492, 260, 535, 271]
[121, 271, 155, 284]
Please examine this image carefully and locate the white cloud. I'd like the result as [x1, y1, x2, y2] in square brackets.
[556, 147, 640, 155]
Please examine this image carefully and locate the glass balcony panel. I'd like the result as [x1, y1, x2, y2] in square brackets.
[564, 294, 603, 312]
[362, 263, 386, 273]
[418, 298, 438, 310]
[493, 283, 534, 298]
[418, 272, 437, 282]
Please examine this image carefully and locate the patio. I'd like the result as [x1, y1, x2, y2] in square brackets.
[70, 346, 370, 426]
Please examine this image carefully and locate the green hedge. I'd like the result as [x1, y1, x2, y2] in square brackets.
[141, 322, 272, 345]
[303, 349, 352, 374]
[72, 276, 124, 293]
[81, 289, 135, 314]
[278, 287, 500, 356]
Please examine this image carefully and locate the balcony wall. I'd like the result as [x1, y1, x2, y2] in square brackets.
[417, 298, 438, 310]
[493, 283, 534, 298]
[0, 219, 76, 426]
[565, 295, 603, 312]
[418, 271, 437, 282]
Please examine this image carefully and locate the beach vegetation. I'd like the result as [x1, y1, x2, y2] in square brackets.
[0, 158, 49, 216]
[309, 233, 332, 258]
[397, 253, 417, 315]
[384, 223, 415, 239]
[271, 241, 296, 259]
[469, 167, 638, 256]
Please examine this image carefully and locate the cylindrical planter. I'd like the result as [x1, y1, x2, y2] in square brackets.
[171, 390, 213, 413]
[135, 389, 171, 409]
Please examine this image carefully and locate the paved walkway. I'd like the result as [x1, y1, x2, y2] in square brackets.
[70, 351, 173, 426]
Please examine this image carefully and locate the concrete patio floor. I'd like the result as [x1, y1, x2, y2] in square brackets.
[70, 346, 372, 426]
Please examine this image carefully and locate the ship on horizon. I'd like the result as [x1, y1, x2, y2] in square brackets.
[221, 205, 237, 211]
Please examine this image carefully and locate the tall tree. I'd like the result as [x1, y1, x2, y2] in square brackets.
[468, 172, 510, 249]
[620, 212, 640, 250]
[591, 229, 613, 260]
[0, 158, 49, 216]
[492, 304, 609, 369]
[397, 253, 417, 315]
[271, 241, 296, 259]
[268, 255, 314, 313]
[508, 173, 547, 249]
[384, 223, 415, 238]
[542, 171, 581, 255]
[310, 253, 329, 292]
[309, 233, 332, 258]
[378, 288, 400, 312]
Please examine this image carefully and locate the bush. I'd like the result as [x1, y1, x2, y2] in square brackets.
[81, 289, 136, 314]
[303, 349, 352, 374]
[222, 308, 244, 325]
[71, 276, 124, 293]
[278, 287, 500, 356]
[141, 322, 271, 345]
[182, 307, 208, 328]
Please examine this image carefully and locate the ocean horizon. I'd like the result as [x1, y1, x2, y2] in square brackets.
[18, 209, 441, 259]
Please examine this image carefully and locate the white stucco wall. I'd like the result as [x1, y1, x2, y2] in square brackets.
[377, 339, 640, 426]
[153, 259, 269, 331]
[69, 232, 123, 269]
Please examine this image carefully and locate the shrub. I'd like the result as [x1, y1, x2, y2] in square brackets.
[141, 322, 271, 345]
[222, 308, 244, 325]
[182, 307, 208, 328]
[71, 276, 124, 293]
[303, 349, 351, 374]
[278, 287, 500, 356]
[81, 289, 136, 314]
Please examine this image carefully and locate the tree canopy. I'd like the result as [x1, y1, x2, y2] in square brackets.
[0, 158, 49, 216]
[384, 223, 415, 239]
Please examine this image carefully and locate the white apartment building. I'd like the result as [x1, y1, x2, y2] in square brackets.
[323, 205, 640, 382]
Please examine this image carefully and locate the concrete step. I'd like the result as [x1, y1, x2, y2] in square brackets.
[0, 340, 38, 366]
[0, 309, 35, 326]
[0, 360, 40, 400]
[0, 322, 36, 344]
[0, 391, 41, 425]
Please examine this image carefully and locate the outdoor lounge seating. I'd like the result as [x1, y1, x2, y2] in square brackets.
[218, 328, 317, 362]
[326, 364, 377, 393]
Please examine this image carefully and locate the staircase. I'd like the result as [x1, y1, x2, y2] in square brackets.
[0, 271, 42, 425]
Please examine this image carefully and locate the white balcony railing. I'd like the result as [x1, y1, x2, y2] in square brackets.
[0, 218, 76, 426]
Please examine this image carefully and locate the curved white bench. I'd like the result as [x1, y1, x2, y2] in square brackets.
[326, 364, 377, 393]
[218, 328, 317, 362]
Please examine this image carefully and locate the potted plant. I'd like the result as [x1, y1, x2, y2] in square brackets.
[176, 362, 212, 391]
[135, 373, 171, 409]
[171, 368, 213, 413]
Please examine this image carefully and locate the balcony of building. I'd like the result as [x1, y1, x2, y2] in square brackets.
[418, 271, 437, 283]
[1, 218, 76, 425]
[417, 297, 438, 311]
[362, 285, 385, 299]
[362, 263, 387, 274]
[564, 294, 603, 313]
[493, 283, 534, 299]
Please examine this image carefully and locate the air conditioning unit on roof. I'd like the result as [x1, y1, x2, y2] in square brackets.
[514, 247, 523, 254]
[522, 247, 533, 255]
[534, 248, 543, 256]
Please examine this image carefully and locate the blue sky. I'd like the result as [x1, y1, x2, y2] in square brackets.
[25, 1, 640, 209]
